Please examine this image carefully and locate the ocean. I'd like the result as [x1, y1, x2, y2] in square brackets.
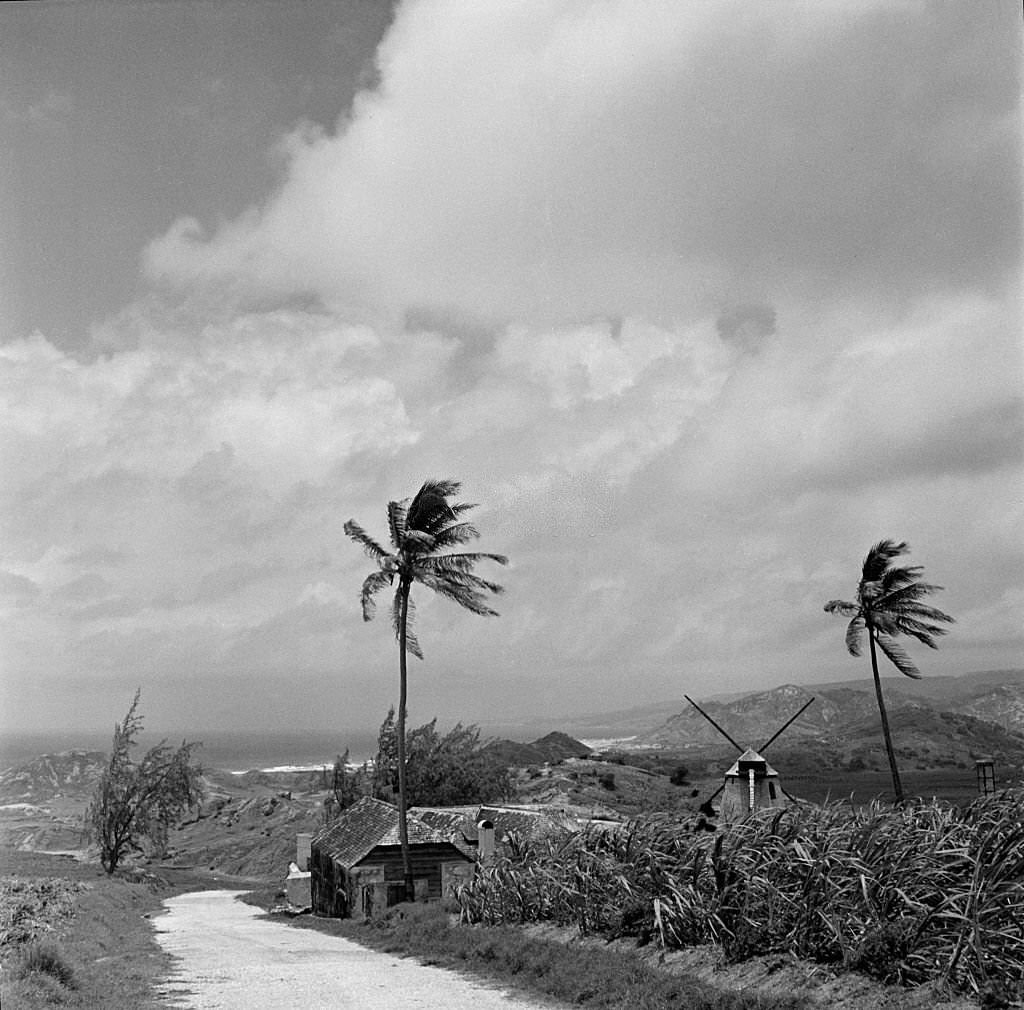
[0, 729, 380, 775]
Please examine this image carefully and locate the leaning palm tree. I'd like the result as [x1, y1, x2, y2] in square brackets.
[344, 479, 507, 900]
[825, 539, 954, 804]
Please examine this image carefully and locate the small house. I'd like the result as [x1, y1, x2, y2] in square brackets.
[310, 796, 474, 919]
[718, 747, 788, 821]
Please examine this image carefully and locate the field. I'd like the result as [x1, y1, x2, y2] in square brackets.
[457, 793, 1024, 1006]
[781, 769, 986, 807]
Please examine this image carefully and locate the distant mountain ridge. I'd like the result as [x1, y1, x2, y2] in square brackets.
[544, 669, 1023, 739]
[631, 670, 1024, 774]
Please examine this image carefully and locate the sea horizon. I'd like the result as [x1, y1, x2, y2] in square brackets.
[0, 728, 381, 775]
[0, 719, 574, 775]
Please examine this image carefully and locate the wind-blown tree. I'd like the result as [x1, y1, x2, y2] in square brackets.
[344, 479, 507, 899]
[825, 540, 954, 803]
[86, 690, 203, 873]
[373, 708, 514, 807]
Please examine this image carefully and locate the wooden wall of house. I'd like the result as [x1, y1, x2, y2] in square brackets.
[310, 847, 349, 917]
[358, 844, 469, 901]
[312, 843, 473, 918]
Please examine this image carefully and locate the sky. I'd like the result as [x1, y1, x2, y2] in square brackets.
[1, 0, 1021, 739]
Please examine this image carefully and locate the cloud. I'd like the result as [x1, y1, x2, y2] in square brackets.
[145, 1, 1018, 327]
[1, 90, 73, 133]
[2, 1, 1020, 732]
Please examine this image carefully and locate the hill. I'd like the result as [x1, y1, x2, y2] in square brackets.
[636, 679, 1024, 760]
[492, 669, 1024, 746]
[483, 731, 591, 766]
[0, 750, 106, 803]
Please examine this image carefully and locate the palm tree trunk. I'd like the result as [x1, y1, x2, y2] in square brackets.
[868, 627, 905, 804]
[396, 579, 414, 901]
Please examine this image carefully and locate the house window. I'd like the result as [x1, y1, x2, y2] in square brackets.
[768, 782, 777, 800]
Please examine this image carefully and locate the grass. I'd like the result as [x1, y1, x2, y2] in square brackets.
[457, 792, 1024, 1002]
[248, 896, 810, 1010]
[0, 848, 258, 1010]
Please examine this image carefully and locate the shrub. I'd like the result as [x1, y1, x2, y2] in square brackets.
[16, 938, 77, 989]
[670, 764, 690, 786]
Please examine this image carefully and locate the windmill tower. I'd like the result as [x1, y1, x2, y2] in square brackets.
[686, 694, 814, 822]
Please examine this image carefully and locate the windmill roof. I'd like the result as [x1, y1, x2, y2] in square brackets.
[725, 748, 779, 777]
[312, 796, 473, 867]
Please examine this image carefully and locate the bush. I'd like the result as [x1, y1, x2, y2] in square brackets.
[598, 771, 616, 790]
[16, 939, 77, 989]
[670, 764, 690, 786]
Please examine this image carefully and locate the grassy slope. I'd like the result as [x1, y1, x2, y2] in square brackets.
[0, 849, 257, 1010]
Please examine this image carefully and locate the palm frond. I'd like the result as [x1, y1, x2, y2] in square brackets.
[878, 582, 945, 608]
[387, 500, 408, 550]
[895, 616, 952, 649]
[431, 522, 481, 548]
[344, 520, 390, 562]
[825, 599, 858, 617]
[418, 573, 502, 616]
[392, 592, 423, 659]
[880, 564, 924, 594]
[844, 614, 865, 656]
[407, 479, 462, 532]
[358, 571, 392, 621]
[876, 633, 922, 679]
[422, 565, 505, 595]
[893, 600, 954, 624]
[423, 552, 509, 573]
[402, 529, 436, 552]
[861, 540, 909, 583]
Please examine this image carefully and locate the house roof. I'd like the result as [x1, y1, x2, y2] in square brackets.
[313, 796, 473, 868]
[410, 803, 568, 843]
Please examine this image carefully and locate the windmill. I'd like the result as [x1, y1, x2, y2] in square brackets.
[686, 694, 815, 822]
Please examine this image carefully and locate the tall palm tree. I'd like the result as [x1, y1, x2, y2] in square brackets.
[825, 539, 954, 804]
[344, 479, 507, 899]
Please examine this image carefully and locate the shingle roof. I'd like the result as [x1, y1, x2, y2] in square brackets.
[410, 804, 565, 844]
[312, 796, 473, 867]
[479, 805, 561, 840]
[411, 807, 477, 841]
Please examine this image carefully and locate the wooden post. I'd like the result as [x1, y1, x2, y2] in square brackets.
[975, 758, 996, 796]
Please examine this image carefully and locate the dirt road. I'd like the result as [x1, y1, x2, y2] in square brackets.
[153, 889, 555, 1009]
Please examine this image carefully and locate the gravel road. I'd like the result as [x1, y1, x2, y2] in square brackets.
[153, 889, 555, 1009]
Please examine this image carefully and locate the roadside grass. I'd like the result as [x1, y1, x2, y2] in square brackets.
[0, 848, 257, 1010]
[242, 893, 810, 1010]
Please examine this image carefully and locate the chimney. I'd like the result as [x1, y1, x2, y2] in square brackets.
[476, 819, 495, 863]
[296, 832, 312, 871]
